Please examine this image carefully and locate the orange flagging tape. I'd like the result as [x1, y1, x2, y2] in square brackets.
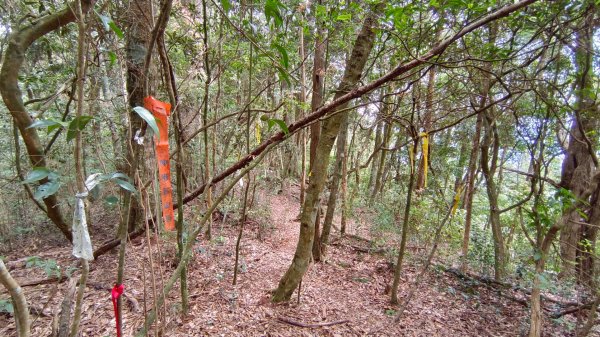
[144, 96, 175, 231]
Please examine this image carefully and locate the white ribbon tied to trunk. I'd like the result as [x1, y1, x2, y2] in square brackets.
[72, 173, 102, 261]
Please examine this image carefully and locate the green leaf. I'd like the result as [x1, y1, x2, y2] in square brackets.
[108, 21, 124, 39]
[99, 172, 137, 194]
[276, 67, 291, 87]
[108, 51, 117, 66]
[35, 180, 61, 200]
[23, 167, 50, 184]
[114, 179, 137, 194]
[447, 0, 465, 9]
[97, 12, 124, 39]
[0, 299, 14, 314]
[104, 195, 119, 206]
[221, 0, 231, 12]
[105, 172, 130, 181]
[66, 115, 93, 142]
[266, 118, 289, 134]
[25, 256, 42, 268]
[27, 119, 68, 130]
[336, 13, 352, 21]
[271, 43, 289, 69]
[97, 13, 111, 31]
[265, 0, 284, 27]
[133, 106, 160, 138]
[315, 4, 327, 19]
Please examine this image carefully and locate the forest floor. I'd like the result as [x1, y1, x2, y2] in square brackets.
[0, 185, 589, 336]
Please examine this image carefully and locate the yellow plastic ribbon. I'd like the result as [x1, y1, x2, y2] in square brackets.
[255, 122, 261, 144]
[420, 132, 429, 188]
[451, 184, 463, 216]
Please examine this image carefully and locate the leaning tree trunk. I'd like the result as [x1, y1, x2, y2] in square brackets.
[0, 260, 30, 337]
[0, 1, 98, 242]
[272, 5, 382, 302]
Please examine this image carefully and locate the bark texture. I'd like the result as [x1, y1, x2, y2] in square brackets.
[559, 5, 598, 280]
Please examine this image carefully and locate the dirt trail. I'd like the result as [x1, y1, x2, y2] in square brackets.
[0, 188, 579, 336]
[266, 191, 302, 264]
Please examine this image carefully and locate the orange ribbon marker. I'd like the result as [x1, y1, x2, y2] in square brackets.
[144, 96, 175, 231]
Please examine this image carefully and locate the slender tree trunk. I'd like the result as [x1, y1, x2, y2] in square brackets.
[371, 117, 391, 201]
[0, 260, 29, 337]
[415, 66, 436, 191]
[70, 3, 90, 335]
[461, 114, 483, 271]
[298, 18, 308, 207]
[272, 6, 381, 302]
[202, 0, 213, 241]
[340, 118, 350, 235]
[234, 2, 254, 286]
[391, 139, 417, 304]
[368, 120, 383, 194]
[321, 112, 349, 252]
[480, 108, 506, 281]
[310, 1, 326, 262]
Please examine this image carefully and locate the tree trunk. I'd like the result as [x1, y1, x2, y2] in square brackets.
[310, 0, 326, 262]
[321, 113, 349, 252]
[340, 118, 350, 235]
[461, 113, 483, 271]
[298, 17, 308, 207]
[391, 140, 417, 304]
[368, 120, 383, 194]
[371, 100, 392, 202]
[559, 6, 598, 280]
[123, 0, 154, 232]
[272, 6, 381, 302]
[0, 1, 99, 243]
[415, 65, 436, 191]
[0, 260, 30, 337]
[528, 262, 544, 337]
[480, 108, 506, 281]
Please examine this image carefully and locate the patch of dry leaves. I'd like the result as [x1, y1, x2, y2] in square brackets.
[0, 187, 584, 336]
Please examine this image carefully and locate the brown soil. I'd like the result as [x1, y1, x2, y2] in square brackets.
[0, 186, 584, 336]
